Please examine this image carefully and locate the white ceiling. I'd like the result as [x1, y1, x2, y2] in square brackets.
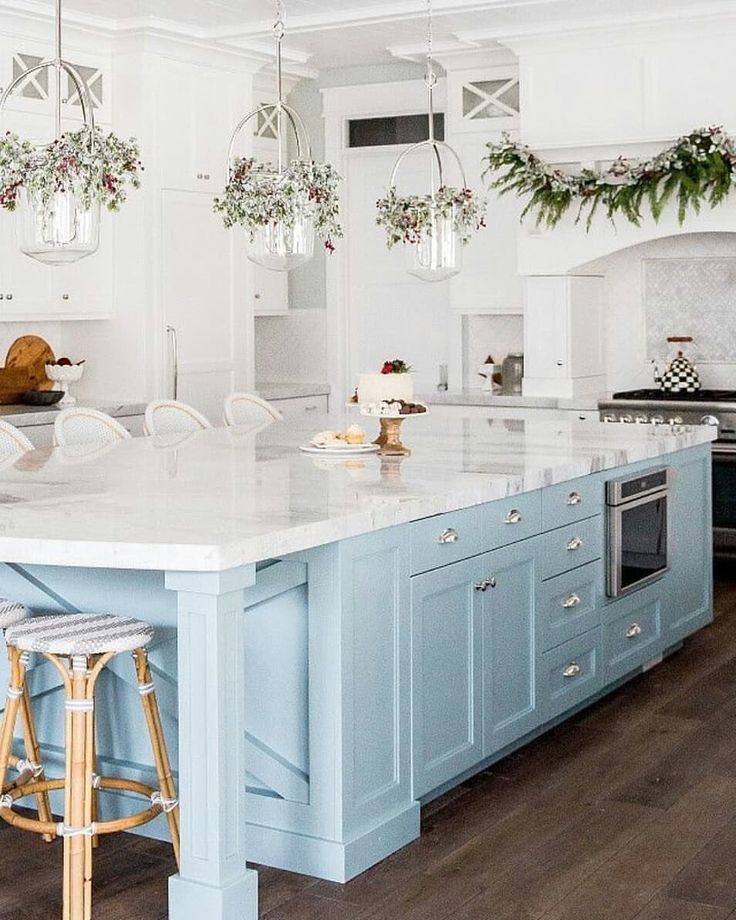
[8, 0, 735, 70]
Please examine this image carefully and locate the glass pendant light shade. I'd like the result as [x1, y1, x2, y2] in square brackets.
[246, 192, 314, 270]
[17, 189, 100, 265]
[406, 205, 462, 282]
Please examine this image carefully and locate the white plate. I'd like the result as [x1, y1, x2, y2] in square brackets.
[300, 443, 379, 455]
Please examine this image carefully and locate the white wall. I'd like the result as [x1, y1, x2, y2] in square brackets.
[255, 310, 328, 383]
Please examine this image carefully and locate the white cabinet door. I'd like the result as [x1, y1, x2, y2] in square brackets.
[253, 265, 289, 315]
[524, 276, 569, 381]
[161, 188, 248, 421]
[450, 136, 524, 315]
[153, 59, 240, 192]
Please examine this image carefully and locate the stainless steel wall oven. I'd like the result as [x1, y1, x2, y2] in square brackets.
[606, 468, 670, 597]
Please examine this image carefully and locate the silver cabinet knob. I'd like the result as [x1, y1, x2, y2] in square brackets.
[304, 405, 319, 412]
[562, 593, 581, 609]
[5, 293, 12, 301]
[438, 528, 459, 544]
[566, 491, 582, 506]
[197, 172, 203, 179]
[556, 360, 564, 366]
[204, 173, 210, 180]
[562, 662, 582, 679]
[626, 623, 642, 639]
[62, 293, 69, 300]
[504, 509, 522, 525]
[254, 293, 262, 300]
[473, 577, 496, 592]
[566, 536, 583, 551]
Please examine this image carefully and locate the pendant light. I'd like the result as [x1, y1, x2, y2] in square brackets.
[218, 0, 342, 272]
[0, 0, 100, 265]
[376, 0, 486, 282]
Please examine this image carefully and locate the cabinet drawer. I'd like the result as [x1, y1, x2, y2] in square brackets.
[483, 491, 542, 551]
[538, 561, 602, 651]
[541, 515, 602, 580]
[410, 507, 484, 574]
[542, 476, 602, 531]
[269, 395, 329, 419]
[540, 628, 602, 722]
[603, 591, 661, 684]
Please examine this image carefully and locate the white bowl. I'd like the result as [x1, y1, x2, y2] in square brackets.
[45, 363, 85, 383]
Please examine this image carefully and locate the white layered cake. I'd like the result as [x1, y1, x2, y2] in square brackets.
[358, 372, 414, 404]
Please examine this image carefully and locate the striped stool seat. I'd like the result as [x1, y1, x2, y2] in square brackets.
[0, 598, 29, 630]
[6, 614, 154, 656]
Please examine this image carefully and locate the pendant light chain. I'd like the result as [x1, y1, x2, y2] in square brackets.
[274, 0, 286, 173]
[54, 0, 63, 140]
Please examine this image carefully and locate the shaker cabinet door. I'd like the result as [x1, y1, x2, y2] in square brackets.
[481, 540, 539, 756]
[411, 557, 483, 798]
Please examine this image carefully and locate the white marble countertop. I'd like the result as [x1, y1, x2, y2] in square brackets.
[0, 414, 714, 573]
[0, 401, 146, 428]
[422, 389, 604, 411]
[257, 382, 331, 401]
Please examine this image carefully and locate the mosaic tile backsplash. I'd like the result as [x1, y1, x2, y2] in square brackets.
[645, 257, 736, 362]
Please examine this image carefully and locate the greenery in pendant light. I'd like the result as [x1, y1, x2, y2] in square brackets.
[375, 185, 487, 248]
[213, 157, 343, 253]
[0, 127, 143, 212]
[483, 125, 736, 230]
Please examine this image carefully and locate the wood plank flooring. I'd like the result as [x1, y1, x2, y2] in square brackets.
[4, 565, 736, 920]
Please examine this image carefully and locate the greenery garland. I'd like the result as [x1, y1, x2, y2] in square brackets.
[483, 126, 736, 230]
[0, 127, 142, 213]
[376, 186, 487, 248]
[214, 157, 342, 253]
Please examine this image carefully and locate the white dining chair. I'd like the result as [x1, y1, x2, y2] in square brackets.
[223, 392, 283, 427]
[53, 407, 133, 447]
[0, 419, 34, 456]
[144, 400, 212, 436]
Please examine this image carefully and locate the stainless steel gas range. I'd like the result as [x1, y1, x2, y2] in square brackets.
[599, 389, 735, 555]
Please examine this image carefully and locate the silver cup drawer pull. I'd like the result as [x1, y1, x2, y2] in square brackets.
[504, 509, 522, 525]
[566, 536, 583, 551]
[562, 662, 582, 679]
[626, 623, 642, 639]
[474, 577, 496, 592]
[438, 528, 459, 545]
[566, 492, 583, 506]
[562, 593, 581, 609]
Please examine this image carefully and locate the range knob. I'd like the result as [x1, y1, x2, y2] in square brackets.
[634, 415, 648, 424]
[668, 416, 684, 425]
[602, 414, 617, 422]
[700, 414, 720, 427]
[620, 414, 633, 423]
[651, 415, 664, 425]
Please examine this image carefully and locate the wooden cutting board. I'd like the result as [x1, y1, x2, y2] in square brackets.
[5, 336, 56, 392]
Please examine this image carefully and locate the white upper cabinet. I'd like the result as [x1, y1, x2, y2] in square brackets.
[152, 57, 243, 192]
[443, 58, 524, 315]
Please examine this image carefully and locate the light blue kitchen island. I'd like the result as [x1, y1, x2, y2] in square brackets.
[0, 416, 715, 920]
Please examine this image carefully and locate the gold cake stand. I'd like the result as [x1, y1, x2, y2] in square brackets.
[361, 407, 429, 456]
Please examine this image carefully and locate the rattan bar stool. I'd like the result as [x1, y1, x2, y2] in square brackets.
[0, 614, 180, 920]
[0, 598, 53, 831]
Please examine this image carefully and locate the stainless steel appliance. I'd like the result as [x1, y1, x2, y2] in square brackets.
[501, 353, 524, 395]
[599, 388, 734, 555]
[606, 467, 670, 597]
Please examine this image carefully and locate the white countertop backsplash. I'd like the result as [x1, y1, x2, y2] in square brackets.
[0, 414, 713, 572]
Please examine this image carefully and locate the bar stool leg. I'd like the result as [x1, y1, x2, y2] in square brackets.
[59, 654, 96, 920]
[133, 648, 180, 868]
[19, 681, 55, 838]
[0, 646, 25, 793]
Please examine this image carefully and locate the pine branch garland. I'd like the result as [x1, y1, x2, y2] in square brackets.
[483, 126, 736, 230]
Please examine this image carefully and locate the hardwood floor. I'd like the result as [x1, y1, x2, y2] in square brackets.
[4, 567, 736, 919]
